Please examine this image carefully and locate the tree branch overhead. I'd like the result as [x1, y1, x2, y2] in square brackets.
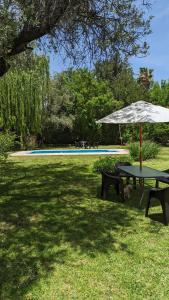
[0, 0, 152, 76]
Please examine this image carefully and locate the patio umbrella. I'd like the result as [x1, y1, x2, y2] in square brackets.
[96, 101, 169, 169]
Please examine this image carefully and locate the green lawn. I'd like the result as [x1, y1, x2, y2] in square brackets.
[1, 148, 169, 299]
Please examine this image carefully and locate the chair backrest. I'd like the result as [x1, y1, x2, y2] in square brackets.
[101, 170, 116, 177]
[114, 161, 132, 175]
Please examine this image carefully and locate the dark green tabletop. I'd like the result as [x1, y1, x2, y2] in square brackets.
[118, 166, 169, 179]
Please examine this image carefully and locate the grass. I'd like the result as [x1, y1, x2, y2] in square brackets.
[0, 148, 169, 299]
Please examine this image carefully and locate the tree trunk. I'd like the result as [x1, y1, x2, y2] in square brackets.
[0, 0, 71, 77]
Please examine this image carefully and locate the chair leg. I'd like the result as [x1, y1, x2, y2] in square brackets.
[101, 175, 108, 199]
[155, 180, 159, 188]
[119, 180, 125, 201]
[160, 200, 169, 226]
[133, 177, 136, 190]
[126, 177, 130, 185]
[101, 175, 104, 198]
[115, 182, 120, 195]
[102, 184, 108, 199]
[145, 194, 151, 217]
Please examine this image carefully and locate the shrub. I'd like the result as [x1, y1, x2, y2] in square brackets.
[93, 155, 132, 173]
[0, 132, 15, 161]
[129, 140, 160, 161]
[13, 140, 22, 151]
[147, 124, 169, 145]
[24, 135, 37, 150]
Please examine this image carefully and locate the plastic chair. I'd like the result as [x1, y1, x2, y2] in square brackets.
[145, 187, 169, 225]
[155, 169, 169, 188]
[101, 171, 124, 201]
[115, 161, 136, 189]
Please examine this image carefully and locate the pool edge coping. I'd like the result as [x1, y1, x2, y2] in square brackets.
[11, 149, 129, 157]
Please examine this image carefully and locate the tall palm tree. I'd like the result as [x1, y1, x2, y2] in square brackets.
[138, 67, 153, 90]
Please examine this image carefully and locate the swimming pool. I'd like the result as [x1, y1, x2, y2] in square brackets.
[11, 149, 129, 156]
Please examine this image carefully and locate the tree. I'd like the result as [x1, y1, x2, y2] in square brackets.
[111, 67, 149, 105]
[138, 67, 153, 90]
[0, 55, 49, 146]
[145, 80, 169, 145]
[150, 81, 169, 106]
[94, 60, 150, 106]
[56, 68, 122, 143]
[0, 0, 151, 77]
[94, 54, 128, 81]
[47, 65, 152, 145]
[106, 66, 150, 144]
[42, 73, 74, 144]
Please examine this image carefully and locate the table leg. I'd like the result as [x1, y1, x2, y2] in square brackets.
[139, 178, 145, 206]
[139, 190, 144, 206]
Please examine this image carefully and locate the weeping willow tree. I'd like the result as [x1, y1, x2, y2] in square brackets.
[0, 56, 49, 146]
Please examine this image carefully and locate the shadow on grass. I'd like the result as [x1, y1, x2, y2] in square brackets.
[0, 161, 135, 299]
[148, 213, 165, 225]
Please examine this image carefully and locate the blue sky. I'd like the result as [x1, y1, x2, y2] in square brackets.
[50, 0, 169, 82]
[130, 0, 169, 81]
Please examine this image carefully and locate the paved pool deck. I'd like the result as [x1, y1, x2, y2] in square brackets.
[11, 149, 129, 156]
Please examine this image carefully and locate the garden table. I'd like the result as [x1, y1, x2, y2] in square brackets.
[117, 166, 169, 205]
[79, 140, 88, 148]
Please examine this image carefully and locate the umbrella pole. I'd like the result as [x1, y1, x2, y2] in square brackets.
[139, 124, 142, 170]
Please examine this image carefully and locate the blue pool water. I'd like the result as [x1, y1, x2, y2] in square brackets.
[30, 149, 125, 154]
[11, 148, 129, 156]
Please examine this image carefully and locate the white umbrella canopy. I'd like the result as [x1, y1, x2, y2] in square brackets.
[96, 101, 169, 169]
[96, 101, 169, 124]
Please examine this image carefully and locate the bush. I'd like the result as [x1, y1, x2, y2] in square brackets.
[129, 140, 160, 161]
[0, 132, 15, 161]
[146, 124, 169, 145]
[13, 140, 22, 151]
[93, 155, 132, 173]
[24, 135, 37, 150]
